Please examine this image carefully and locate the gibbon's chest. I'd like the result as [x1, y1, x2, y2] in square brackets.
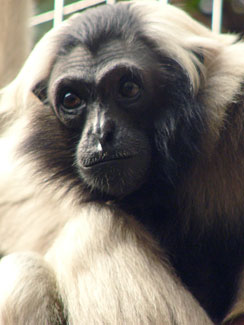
[164, 219, 244, 323]
[128, 194, 244, 323]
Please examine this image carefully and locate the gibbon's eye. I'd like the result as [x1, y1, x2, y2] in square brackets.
[61, 92, 86, 113]
[119, 80, 141, 99]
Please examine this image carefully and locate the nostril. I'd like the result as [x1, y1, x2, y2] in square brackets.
[99, 119, 115, 146]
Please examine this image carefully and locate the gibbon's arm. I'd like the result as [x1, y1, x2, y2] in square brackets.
[0, 0, 32, 88]
[0, 204, 213, 325]
[0, 253, 65, 325]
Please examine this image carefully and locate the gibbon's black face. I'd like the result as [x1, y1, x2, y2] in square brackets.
[24, 3, 204, 201]
[48, 40, 155, 197]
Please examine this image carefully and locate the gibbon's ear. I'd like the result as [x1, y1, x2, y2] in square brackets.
[192, 49, 204, 65]
[32, 80, 48, 103]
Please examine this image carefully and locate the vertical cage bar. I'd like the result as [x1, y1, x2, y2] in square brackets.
[211, 0, 223, 33]
[53, 0, 64, 27]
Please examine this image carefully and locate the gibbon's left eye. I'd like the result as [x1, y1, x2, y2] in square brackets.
[61, 92, 86, 112]
[119, 80, 141, 99]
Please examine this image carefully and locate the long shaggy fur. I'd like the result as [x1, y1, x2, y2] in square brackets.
[1, 0, 244, 324]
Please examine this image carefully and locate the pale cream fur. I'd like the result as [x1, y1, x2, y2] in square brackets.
[0, 253, 64, 324]
[45, 204, 212, 324]
[1, 0, 244, 324]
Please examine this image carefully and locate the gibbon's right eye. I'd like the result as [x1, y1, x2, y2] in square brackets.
[119, 80, 141, 99]
[61, 91, 86, 115]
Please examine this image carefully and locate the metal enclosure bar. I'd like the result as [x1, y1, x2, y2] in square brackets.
[31, 0, 223, 33]
[30, 0, 106, 26]
[53, 0, 64, 27]
[212, 0, 223, 33]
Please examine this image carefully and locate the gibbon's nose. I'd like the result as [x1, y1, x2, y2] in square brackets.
[94, 118, 115, 150]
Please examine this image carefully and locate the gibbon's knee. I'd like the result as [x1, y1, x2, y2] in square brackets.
[0, 252, 65, 325]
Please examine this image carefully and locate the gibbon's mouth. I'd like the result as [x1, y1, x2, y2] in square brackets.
[81, 153, 133, 168]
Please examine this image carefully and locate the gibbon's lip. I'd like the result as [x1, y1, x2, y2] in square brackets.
[81, 153, 133, 168]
